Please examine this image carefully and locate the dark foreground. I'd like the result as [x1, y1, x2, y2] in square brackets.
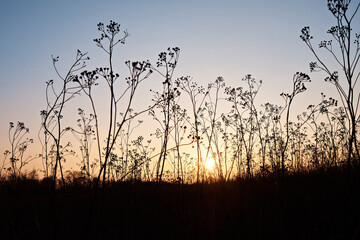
[1, 168, 360, 239]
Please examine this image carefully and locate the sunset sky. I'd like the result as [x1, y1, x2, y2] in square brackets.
[0, 0, 359, 171]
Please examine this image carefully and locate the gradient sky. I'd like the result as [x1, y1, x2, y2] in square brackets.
[1, 0, 359, 171]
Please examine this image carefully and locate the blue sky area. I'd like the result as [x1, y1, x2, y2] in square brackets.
[0, 0, 359, 170]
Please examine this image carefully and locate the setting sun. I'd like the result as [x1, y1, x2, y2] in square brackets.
[205, 158, 216, 170]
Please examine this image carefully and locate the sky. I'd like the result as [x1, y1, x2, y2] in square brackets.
[0, 0, 359, 173]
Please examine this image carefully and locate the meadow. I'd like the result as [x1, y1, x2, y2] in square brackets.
[0, 1, 360, 239]
[1, 167, 359, 239]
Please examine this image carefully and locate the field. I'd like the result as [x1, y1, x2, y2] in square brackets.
[1, 1, 360, 239]
[1, 167, 359, 239]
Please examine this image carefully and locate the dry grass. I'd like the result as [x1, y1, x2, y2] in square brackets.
[0, 167, 359, 239]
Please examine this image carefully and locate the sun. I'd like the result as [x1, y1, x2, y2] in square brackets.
[205, 157, 216, 170]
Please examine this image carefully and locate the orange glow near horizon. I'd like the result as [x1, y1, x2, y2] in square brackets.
[204, 157, 216, 171]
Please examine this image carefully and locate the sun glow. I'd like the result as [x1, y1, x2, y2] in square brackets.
[205, 157, 216, 170]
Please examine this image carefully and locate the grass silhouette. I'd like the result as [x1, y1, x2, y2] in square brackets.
[1, 1, 360, 239]
[0, 166, 359, 239]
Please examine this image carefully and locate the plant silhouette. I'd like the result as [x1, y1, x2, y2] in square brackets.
[1, 2, 360, 239]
